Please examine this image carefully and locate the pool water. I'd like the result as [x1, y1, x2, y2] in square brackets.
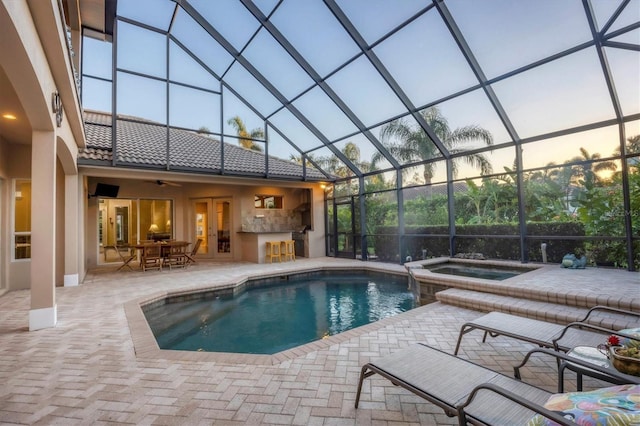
[426, 263, 524, 280]
[144, 272, 415, 354]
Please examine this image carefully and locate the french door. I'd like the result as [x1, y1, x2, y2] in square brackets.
[192, 198, 232, 259]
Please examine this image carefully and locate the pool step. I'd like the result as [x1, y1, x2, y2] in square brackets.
[435, 288, 591, 325]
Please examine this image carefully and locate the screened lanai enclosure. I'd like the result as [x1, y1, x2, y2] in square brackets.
[79, 0, 640, 270]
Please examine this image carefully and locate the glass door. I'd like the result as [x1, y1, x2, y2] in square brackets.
[332, 197, 356, 258]
[215, 199, 231, 256]
[0, 179, 3, 293]
[192, 198, 232, 259]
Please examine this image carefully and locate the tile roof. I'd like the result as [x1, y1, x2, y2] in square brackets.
[79, 111, 327, 180]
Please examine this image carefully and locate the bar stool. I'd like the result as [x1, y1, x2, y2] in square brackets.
[280, 240, 295, 262]
[265, 241, 281, 263]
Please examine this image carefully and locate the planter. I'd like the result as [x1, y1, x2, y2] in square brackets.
[609, 346, 640, 376]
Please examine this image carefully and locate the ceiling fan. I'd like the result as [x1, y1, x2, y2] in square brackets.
[145, 179, 182, 187]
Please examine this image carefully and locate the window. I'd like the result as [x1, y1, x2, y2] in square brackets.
[13, 180, 31, 260]
[254, 195, 283, 209]
[99, 198, 174, 263]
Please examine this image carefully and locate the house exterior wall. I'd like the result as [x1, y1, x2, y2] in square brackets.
[82, 174, 326, 268]
[1, 0, 84, 330]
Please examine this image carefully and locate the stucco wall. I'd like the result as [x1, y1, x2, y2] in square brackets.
[83, 175, 325, 268]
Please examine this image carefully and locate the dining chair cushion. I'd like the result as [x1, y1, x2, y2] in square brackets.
[525, 384, 640, 426]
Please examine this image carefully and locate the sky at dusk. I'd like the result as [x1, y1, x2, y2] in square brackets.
[81, 0, 640, 183]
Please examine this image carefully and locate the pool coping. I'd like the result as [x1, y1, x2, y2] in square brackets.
[124, 262, 414, 365]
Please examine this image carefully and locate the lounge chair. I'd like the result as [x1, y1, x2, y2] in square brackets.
[355, 343, 640, 425]
[456, 382, 640, 426]
[454, 306, 640, 355]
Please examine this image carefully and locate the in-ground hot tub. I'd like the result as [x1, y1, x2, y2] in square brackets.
[424, 262, 527, 280]
[405, 257, 542, 304]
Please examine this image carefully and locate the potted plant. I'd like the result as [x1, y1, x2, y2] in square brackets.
[604, 334, 640, 376]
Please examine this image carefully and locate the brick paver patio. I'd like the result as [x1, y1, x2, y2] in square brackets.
[0, 258, 635, 425]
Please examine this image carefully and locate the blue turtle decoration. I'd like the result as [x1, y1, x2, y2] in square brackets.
[561, 253, 587, 269]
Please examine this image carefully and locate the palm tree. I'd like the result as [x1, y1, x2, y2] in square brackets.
[372, 107, 494, 184]
[627, 135, 640, 155]
[300, 142, 373, 178]
[569, 147, 617, 187]
[613, 134, 640, 156]
[227, 116, 264, 152]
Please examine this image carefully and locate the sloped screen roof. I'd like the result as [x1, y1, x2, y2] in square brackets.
[80, 0, 639, 183]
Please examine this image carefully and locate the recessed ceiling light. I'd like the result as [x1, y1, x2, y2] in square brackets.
[2, 113, 17, 120]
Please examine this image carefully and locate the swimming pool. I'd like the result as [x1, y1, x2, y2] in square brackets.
[144, 271, 415, 355]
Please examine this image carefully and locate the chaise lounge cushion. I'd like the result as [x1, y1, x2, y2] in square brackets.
[526, 384, 640, 426]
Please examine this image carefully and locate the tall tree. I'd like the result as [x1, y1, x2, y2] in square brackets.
[197, 126, 211, 136]
[227, 116, 264, 152]
[569, 147, 617, 187]
[372, 106, 494, 184]
[309, 142, 374, 178]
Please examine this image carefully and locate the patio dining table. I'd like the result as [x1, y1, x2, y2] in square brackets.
[133, 241, 190, 269]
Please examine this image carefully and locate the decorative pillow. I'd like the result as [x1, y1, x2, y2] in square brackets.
[526, 384, 640, 426]
[617, 327, 640, 348]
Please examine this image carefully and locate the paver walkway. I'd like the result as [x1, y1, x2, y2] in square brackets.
[0, 258, 635, 425]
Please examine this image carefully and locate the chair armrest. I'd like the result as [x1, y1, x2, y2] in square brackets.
[456, 382, 576, 426]
[552, 322, 640, 350]
[578, 305, 640, 324]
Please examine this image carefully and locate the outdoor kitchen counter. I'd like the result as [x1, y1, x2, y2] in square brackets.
[237, 231, 293, 264]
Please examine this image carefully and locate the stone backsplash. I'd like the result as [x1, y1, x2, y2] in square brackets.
[241, 209, 301, 232]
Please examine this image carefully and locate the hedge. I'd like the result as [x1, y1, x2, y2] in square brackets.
[371, 222, 586, 263]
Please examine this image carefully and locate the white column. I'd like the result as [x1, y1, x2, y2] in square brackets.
[64, 174, 79, 286]
[29, 130, 57, 330]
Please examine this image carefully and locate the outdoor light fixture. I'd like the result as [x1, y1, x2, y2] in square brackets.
[51, 91, 63, 127]
[2, 113, 17, 120]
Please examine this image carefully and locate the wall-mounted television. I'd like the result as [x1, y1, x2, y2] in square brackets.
[93, 183, 119, 198]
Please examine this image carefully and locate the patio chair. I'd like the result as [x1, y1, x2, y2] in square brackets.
[356, 344, 572, 425]
[141, 243, 162, 272]
[456, 382, 640, 426]
[355, 343, 640, 426]
[165, 242, 188, 270]
[105, 244, 136, 271]
[454, 306, 640, 356]
[185, 238, 202, 267]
